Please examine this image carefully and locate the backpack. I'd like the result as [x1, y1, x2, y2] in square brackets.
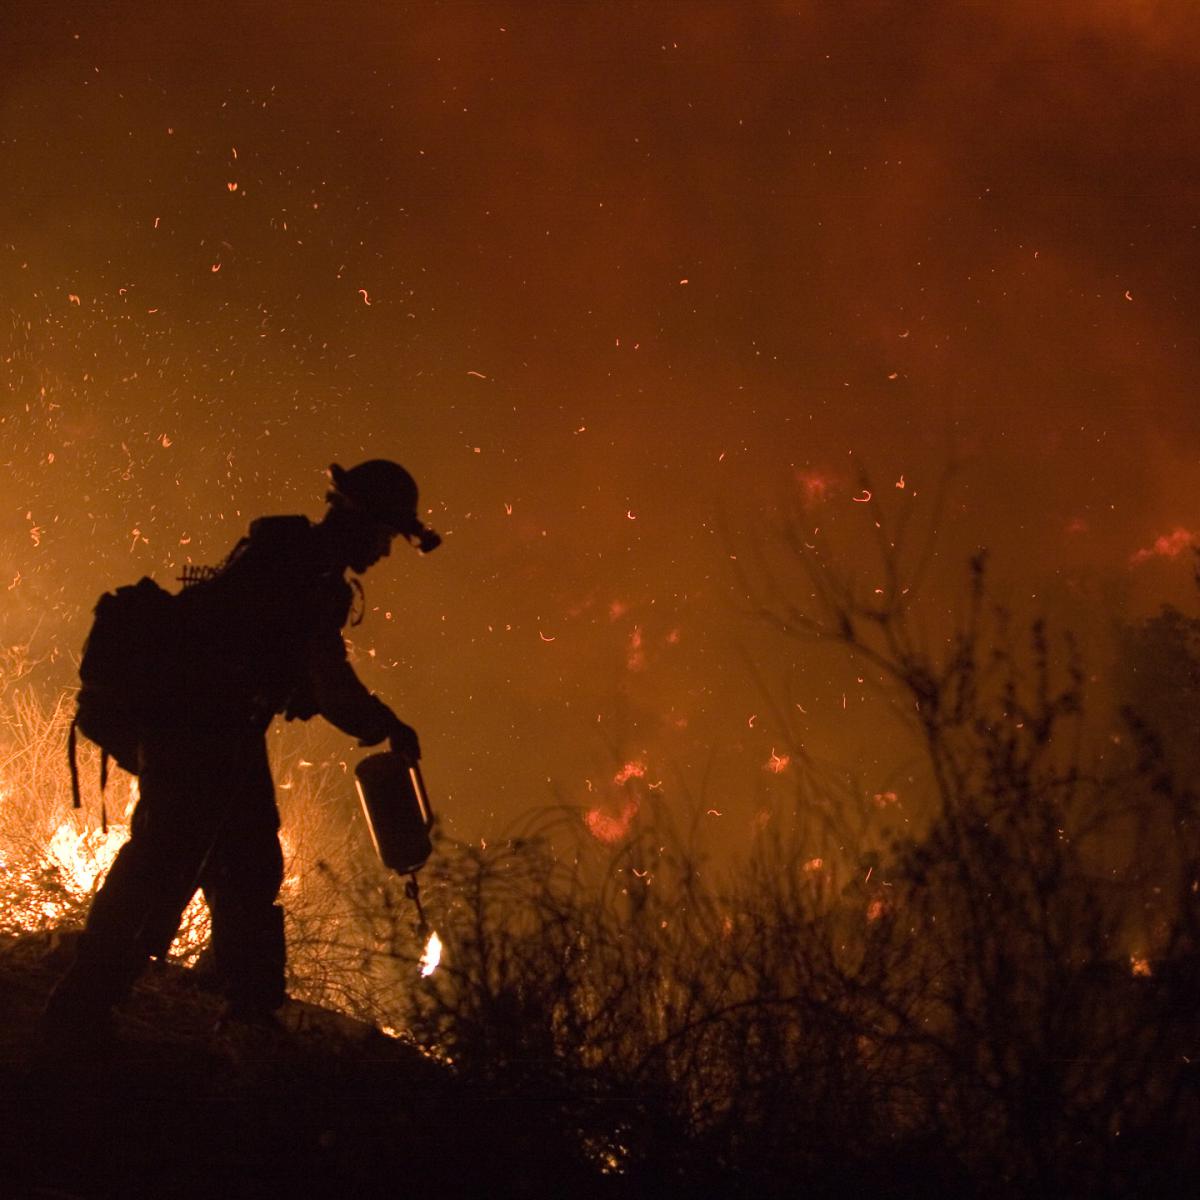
[68, 576, 179, 820]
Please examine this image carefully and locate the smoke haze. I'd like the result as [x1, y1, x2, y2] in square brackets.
[3, 2, 1198, 836]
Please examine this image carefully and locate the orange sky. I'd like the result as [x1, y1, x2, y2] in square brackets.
[2, 2, 1198, 840]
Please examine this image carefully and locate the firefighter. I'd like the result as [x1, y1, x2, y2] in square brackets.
[44, 460, 439, 1042]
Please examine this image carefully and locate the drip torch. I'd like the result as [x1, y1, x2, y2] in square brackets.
[354, 751, 438, 952]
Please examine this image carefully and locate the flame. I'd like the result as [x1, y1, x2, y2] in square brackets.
[0, 817, 208, 956]
[420, 930, 442, 977]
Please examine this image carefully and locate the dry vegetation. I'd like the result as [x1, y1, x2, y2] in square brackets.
[3, 526, 1200, 1196]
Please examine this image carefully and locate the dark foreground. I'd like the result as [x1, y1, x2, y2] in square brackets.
[0, 932, 608, 1200]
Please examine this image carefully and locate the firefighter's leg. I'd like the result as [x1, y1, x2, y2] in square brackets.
[45, 730, 215, 1028]
[202, 737, 287, 1017]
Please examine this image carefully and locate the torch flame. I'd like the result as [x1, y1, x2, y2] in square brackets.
[420, 929, 442, 977]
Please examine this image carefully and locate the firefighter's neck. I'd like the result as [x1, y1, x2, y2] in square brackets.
[314, 508, 364, 573]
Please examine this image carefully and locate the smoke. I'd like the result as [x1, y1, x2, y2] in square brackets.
[3, 2, 1198, 837]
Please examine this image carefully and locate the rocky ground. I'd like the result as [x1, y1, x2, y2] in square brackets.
[0, 932, 610, 1200]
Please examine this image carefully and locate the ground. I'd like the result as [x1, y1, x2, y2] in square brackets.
[0, 931, 609, 1200]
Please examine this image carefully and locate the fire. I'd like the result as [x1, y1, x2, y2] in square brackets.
[45, 820, 127, 896]
[613, 760, 646, 786]
[0, 816, 209, 957]
[584, 760, 646, 844]
[1130, 526, 1197, 565]
[420, 929, 442, 977]
[585, 801, 638, 844]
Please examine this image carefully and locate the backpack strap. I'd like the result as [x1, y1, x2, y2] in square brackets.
[67, 716, 110, 832]
[68, 717, 81, 810]
[99, 751, 110, 834]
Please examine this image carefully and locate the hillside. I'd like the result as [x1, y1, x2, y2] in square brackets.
[0, 931, 608, 1200]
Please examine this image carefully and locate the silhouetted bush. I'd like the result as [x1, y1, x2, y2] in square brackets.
[309, 532, 1200, 1197]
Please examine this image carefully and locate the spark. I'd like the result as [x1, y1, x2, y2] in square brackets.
[626, 510, 637, 520]
[68, 294, 80, 305]
[466, 370, 488, 379]
[153, 217, 160, 228]
[852, 489, 871, 503]
[764, 748, 790, 774]
[538, 630, 556, 642]
[1124, 290, 1133, 301]
[227, 181, 238, 192]
[211, 263, 221, 273]
[504, 502, 513, 515]
[747, 713, 757, 728]
[804, 858, 823, 872]
[358, 289, 372, 305]
[706, 809, 723, 817]
[895, 475, 905, 489]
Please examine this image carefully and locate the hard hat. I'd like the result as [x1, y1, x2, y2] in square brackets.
[328, 460, 442, 552]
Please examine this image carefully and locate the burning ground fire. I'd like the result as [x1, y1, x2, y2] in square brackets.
[1, 764, 443, 983]
[0, 808, 211, 957]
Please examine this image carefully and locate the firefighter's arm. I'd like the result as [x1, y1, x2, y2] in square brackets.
[307, 626, 421, 760]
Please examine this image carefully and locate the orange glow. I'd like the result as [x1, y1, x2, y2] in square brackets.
[613, 760, 646, 786]
[1130, 527, 1197, 564]
[626, 627, 645, 672]
[585, 800, 638, 844]
[795, 469, 832, 505]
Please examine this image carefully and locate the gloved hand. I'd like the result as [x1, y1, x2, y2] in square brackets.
[386, 716, 422, 764]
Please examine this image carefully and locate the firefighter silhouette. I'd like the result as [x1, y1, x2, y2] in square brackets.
[45, 461, 440, 1039]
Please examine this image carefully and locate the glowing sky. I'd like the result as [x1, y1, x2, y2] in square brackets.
[3, 2, 1199, 839]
